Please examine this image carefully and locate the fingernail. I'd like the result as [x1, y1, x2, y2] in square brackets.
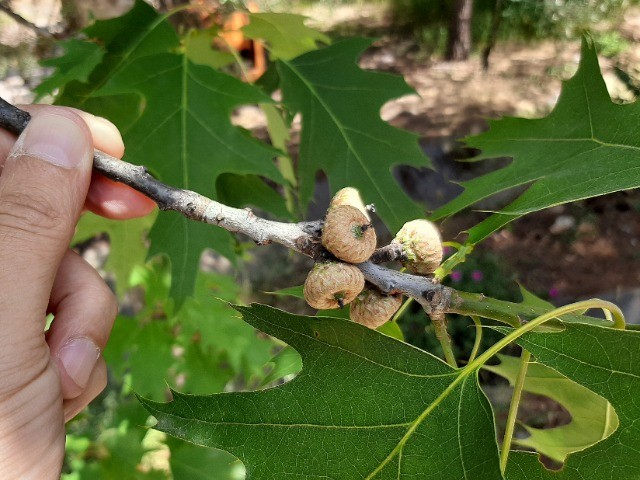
[58, 337, 100, 389]
[20, 114, 90, 168]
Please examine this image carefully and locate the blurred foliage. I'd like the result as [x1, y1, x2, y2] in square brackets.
[63, 259, 277, 478]
[390, 0, 636, 55]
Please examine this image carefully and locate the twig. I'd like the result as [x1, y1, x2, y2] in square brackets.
[369, 243, 405, 263]
[481, 0, 503, 71]
[0, 97, 450, 309]
[0, 98, 621, 337]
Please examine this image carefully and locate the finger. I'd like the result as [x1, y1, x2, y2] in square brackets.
[69, 111, 155, 218]
[85, 171, 157, 219]
[46, 250, 117, 399]
[0, 104, 124, 160]
[63, 356, 108, 423]
[0, 108, 92, 357]
[0, 105, 156, 219]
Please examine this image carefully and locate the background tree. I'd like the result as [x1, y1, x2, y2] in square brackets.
[446, 0, 473, 60]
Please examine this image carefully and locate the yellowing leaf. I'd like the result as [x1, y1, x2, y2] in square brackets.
[243, 13, 330, 60]
[485, 354, 618, 463]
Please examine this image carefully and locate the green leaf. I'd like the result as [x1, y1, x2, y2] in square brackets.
[216, 173, 292, 220]
[105, 316, 175, 400]
[148, 213, 235, 306]
[95, 52, 281, 303]
[243, 13, 330, 60]
[141, 304, 502, 479]
[184, 27, 235, 69]
[500, 323, 640, 479]
[167, 437, 245, 480]
[264, 284, 304, 298]
[34, 39, 104, 99]
[259, 346, 302, 387]
[178, 344, 233, 395]
[377, 320, 405, 341]
[73, 212, 156, 295]
[433, 37, 640, 244]
[52, 1, 282, 303]
[56, 0, 179, 130]
[484, 354, 618, 463]
[278, 38, 428, 233]
[99, 54, 281, 303]
[176, 272, 276, 380]
[64, 397, 165, 479]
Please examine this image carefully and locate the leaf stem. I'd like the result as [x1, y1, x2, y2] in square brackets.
[364, 299, 624, 479]
[500, 348, 531, 474]
[219, 35, 251, 82]
[468, 315, 482, 363]
[468, 299, 624, 374]
[391, 297, 413, 323]
[431, 312, 457, 368]
[449, 290, 626, 330]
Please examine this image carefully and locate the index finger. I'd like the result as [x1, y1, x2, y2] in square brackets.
[0, 105, 156, 219]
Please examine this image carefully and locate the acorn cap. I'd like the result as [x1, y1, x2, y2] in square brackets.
[392, 219, 443, 274]
[303, 262, 365, 310]
[322, 205, 377, 263]
[350, 288, 402, 329]
[330, 187, 370, 220]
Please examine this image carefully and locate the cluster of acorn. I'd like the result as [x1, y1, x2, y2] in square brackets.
[303, 187, 444, 329]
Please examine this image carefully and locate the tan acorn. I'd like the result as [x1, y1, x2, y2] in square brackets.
[322, 205, 376, 263]
[330, 187, 370, 220]
[392, 219, 443, 275]
[303, 262, 365, 310]
[350, 288, 402, 329]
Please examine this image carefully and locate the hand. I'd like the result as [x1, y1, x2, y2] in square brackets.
[0, 106, 156, 479]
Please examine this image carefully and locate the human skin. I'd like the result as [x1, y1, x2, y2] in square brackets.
[0, 106, 156, 479]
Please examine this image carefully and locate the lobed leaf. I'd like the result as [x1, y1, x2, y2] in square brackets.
[500, 323, 640, 479]
[433, 37, 640, 244]
[277, 38, 429, 233]
[485, 354, 618, 463]
[243, 13, 330, 60]
[141, 304, 502, 479]
[42, 1, 288, 303]
[34, 39, 104, 99]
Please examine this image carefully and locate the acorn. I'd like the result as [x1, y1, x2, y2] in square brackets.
[322, 205, 376, 263]
[303, 262, 365, 310]
[350, 288, 402, 329]
[330, 187, 370, 220]
[392, 219, 443, 275]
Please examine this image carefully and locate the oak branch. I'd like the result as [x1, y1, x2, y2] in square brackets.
[0, 97, 527, 324]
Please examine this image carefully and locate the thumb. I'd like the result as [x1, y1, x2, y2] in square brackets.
[0, 109, 93, 344]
